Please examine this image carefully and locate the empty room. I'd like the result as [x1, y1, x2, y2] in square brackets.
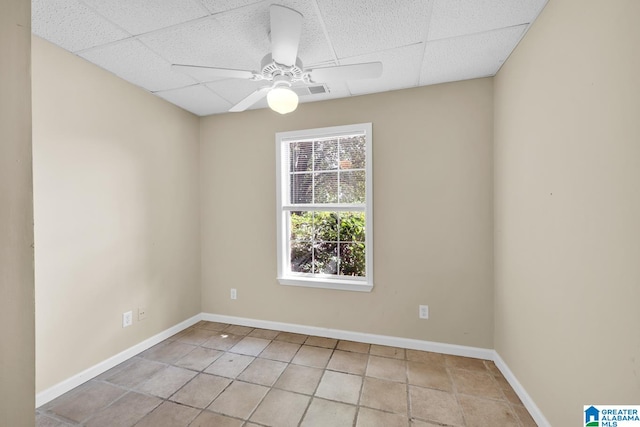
[1, 0, 639, 426]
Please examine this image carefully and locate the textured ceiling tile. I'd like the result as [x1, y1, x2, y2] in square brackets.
[32, 0, 129, 52]
[154, 85, 232, 116]
[429, 0, 547, 40]
[203, 3, 276, 65]
[141, 1, 334, 78]
[198, 0, 263, 14]
[80, 39, 196, 92]
[139, 15, 262, 71]
[420, 25, 526, 86]
[81, 0, 208, 35]
[316, 0, 432, 58]
[343, 43, 424, 96]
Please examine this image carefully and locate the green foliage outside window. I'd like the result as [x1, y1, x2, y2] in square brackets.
[290, 211, 366, 277]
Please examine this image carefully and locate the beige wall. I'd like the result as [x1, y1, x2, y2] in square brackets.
[494, 0, 640, 425]
[32, 37, 201, 392]
[28, 1, 640, 421]
[200, 79, 494, 348]
[0, 0, 35, 423]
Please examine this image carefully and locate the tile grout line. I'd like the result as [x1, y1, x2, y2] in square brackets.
[38, 321, 535, 427]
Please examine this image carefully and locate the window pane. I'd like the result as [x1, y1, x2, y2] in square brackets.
[291, 173, 312, 204]
[290, 241, 313, 273]
[289, 141, 313, 173]
[339, 243, 366, 277]
[314, 139, 338, 171]
[290, 211, 313, 241]
[288, 211, 366, 278]
[340, 135, 366, 169]
[314, 242, 338, 274]
[339, 170, 366, 203]
[338, 212, 365, 242]
[314, 172, 338, 203]
[313, 211, 338, 242]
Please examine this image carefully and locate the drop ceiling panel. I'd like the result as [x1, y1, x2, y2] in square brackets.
[429, 0, 547, 40]
[81, 0, 208, 36]
[32, 0, 129, 52]
[420, 25, 527, 86]
[201, 3, 272, 65]
[154, 85, 232, 116]
[198, 0, 263, 14]
[31, 0, 548, 116]
[344, 43, 424, 96]
[316, 0, 432, 58]
[138, 16, 260, 70]
[80, 39, 196, 92]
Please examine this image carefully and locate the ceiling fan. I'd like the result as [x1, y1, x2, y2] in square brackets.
[172, 4, 383, 114]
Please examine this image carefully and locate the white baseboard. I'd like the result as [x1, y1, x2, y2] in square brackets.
[35, 314, 202, 408]
[205, 313, 547, 425]
[202, 313, 495, 360]
[493, 351, 551, 427]
[36, 311, 548, 427]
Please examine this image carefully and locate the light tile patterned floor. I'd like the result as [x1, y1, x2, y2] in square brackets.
[36, 321, 538, 426]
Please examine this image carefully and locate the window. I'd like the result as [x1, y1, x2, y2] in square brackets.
[276, 123, 373, 292]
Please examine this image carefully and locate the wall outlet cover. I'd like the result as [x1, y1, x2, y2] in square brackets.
[122, 310, 133, 327]
[419, 305, 429, 319]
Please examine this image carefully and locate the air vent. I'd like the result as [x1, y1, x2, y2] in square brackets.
[308, 85, 328, 95]
[292, 84, 329, 97]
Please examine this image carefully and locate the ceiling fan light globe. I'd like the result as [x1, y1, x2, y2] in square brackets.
[267, 86, 298, 114]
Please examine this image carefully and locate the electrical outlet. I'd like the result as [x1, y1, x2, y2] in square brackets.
[230, 288, 237, 300]
[419, 305, 429, 319]
[122, 310, 133, 328]
[138, 306, 147, 321]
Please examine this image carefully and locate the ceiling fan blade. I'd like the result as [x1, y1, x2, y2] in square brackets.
[308, 62, 383, 83]
[229, 87, 271, 112]
[270, 5, 303, 67]
[172, 64, 256, 82]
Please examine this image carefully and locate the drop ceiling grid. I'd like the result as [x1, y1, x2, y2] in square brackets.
[420, 25, 528, 87]
[31, 0, 549, 116]
[315, 0, 433, 59]
[137, 17, 245, 70]
[32, 0, 130, 52]
[79, 0, 210, 36]
[79, 39, 197, 93]
[155, 84, 232, 116]
[197, 0, 264, 15]
[428, 0, 549, 41]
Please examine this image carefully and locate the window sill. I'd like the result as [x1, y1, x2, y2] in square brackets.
[277, 277, 373, 292]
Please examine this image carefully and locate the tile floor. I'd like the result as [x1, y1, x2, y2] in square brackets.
[36, 321, 538, 427]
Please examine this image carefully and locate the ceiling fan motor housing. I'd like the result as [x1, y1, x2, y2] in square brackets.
[260, 54, 305, 83]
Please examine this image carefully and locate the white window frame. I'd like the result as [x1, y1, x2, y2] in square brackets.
[276, 123, 373, 292]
